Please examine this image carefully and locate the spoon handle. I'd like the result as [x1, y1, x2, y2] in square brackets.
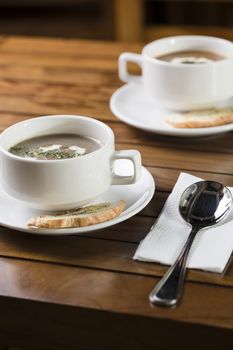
[149, 226, 199, 307]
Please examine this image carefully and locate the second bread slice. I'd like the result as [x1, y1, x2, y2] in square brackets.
[166, 107, 233, 128]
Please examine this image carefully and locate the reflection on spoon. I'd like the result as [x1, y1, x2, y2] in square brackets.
[149, 180, 232, 307]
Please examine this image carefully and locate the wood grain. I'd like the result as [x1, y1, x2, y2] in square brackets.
[117, 143, 233, 175]
[0, 52, 118, 71]
[0, 257, 232, 330]
[0, 225, 232, 288]
[0, 37, 142, 55]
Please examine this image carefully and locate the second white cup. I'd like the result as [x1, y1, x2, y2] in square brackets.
[119, 35, 233, 110]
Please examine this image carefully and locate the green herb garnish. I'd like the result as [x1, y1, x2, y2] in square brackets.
[9, 145, 82, 160]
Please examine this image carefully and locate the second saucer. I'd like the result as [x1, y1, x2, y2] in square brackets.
[110, 83, 233, 138]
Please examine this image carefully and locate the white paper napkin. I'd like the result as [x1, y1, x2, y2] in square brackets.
[134, 172, 233, 273]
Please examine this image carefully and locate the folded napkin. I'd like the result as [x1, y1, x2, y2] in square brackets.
[134, 172, 233, 273]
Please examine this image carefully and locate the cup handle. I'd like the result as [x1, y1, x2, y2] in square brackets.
[111, 150, 142, 185]
[118, 53, 143, 84]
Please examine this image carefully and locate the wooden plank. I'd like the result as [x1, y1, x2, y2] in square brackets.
[0, 95, 115, 121]
[0, 36, 142, 56]
[109, 121, 233, 155]
[0, 297, 232, 350]
[0, 257, 232, 330]
[0, 52, 118, 72]
[0, 222, 232, 288]
[117, 143, 233, 175]
[146, 167, 233, 192]
[0, 79, 116, 100]
[0, 80, 117, 119]
[0, 64, 119, 86]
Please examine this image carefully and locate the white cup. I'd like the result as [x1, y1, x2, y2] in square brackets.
[119, 35, 233, 110]
[0, 115, 142, 210]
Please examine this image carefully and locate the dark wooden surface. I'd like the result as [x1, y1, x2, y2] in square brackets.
[0, 36, 232, 350]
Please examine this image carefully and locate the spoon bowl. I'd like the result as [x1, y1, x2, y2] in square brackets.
[179, 181, 232, 227]
[149, 180, 232, 307]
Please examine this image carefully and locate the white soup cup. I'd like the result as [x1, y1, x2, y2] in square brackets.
[0, 115, 142, 210]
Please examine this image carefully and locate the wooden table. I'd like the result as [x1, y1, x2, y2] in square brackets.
[0, 36, 232, 350]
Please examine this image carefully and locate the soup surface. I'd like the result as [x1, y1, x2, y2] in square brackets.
[156, 50, 226, 64]
[9, 134, 102, 160]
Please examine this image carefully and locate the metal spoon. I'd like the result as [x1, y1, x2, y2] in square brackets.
[149, 180, 232, 307]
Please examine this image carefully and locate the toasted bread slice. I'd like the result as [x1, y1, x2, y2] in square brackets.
[27, 200, 126, 229]
[166, 107, 233, 128]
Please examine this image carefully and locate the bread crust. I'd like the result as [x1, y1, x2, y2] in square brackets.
[27, 200, 126, 229]
[166, 108, 233, 128]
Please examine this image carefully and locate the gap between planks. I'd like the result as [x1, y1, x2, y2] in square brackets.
[0, 221, 232, 290]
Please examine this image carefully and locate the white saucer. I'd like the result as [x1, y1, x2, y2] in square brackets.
[110, 83, 233, 137]
[0, 160, 155, 235]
